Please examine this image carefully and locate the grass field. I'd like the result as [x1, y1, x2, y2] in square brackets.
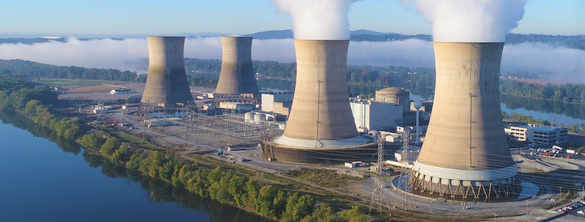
[32, 78, 124, 87]
[284, 168, 364, 188]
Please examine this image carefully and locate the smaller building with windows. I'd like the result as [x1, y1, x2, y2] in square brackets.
[506, 124, 568, 144]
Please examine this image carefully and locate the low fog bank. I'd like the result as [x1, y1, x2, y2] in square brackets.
[0, 37, 583, 81]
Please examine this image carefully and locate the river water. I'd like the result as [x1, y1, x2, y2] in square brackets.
[0, 111, 267, 222]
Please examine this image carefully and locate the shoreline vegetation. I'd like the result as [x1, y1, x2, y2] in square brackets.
[0, 73, 375, 222]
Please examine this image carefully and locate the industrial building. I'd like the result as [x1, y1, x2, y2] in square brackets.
[214, 37, 260, 105]
[506, 124, 568, 144]
[261, 92, 293, 116]
[141, 36, 193, 106]
[349, 98, 403, 131]
[410, 42, 519, 200]
[261, 40, 380, 164]
[376, 87, 410, 114]
[110, 89, 135, 94]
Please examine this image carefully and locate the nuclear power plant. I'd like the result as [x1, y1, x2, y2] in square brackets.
[261, 40, 379, 164]
[213, 37, 260, 106]
[141, 36, 193, 106]
[409, 42, 520, 199]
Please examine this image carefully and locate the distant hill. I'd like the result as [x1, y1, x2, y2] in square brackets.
[243, 29, 404, 39]
[351, 29, 401, 36]
[243, 30, 294, 39]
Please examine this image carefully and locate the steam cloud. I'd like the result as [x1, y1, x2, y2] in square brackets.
[403, 0, 527, 42]
[271, 0, 360, 40]
[0, 38, 583, 82]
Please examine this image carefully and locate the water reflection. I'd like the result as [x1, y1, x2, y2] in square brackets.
[500, 95, 585, 125]
[0, 110, 269, 222]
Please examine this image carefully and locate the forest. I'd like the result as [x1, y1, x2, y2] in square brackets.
[500, 79, 585, 104]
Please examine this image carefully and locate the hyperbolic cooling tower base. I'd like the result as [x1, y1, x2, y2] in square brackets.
[407, 172, 522, 201]
[261, 135, 389, 164]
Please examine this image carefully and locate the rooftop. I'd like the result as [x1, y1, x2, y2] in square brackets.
[515, 124, 565, 132]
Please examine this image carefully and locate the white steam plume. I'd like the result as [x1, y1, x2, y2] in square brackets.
[403, 0, 527, 42]
[272, 0, 360, 40]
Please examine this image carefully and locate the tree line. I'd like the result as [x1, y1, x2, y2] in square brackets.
[75, 128, 370, 222]
[500, 79, 585, 104]
[0, 74, 82, 140]
[124, 149, 368, 222]
[0, 59, 138, 81]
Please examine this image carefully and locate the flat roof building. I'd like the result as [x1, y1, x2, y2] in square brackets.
[506, 124, 568, 144]
[350, 98, 403, 131]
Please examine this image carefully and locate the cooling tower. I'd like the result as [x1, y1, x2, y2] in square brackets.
[262, 40, 380, 164]
[410, 42, 519, 199]
[141, 37, 193, 105]
[215, 37, 259, 96]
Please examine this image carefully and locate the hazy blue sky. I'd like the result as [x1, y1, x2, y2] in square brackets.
[0, 0, 583, 36]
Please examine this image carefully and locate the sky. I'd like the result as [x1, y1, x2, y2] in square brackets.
[0, 0, 583, 36]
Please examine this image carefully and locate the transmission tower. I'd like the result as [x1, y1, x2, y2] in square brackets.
[370, 134, 385, 215]
[395, 130, 416, 209]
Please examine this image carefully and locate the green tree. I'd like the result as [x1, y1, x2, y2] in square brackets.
[228, 174, 244, 206]
[300, 204, 337, 222]
[79, 132, 104, 151]
[99, 137, 120, 159]
[244, 179, 259, 208]
[257, 185, 278, 217]
[338, 206, 368, 222]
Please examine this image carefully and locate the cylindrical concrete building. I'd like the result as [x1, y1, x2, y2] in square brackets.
[141, 37, 193, 105]
[215, 37, 259, 96]
[410, 42, 519, 200]
[375, 87, 410, 113]
[262, 40, 380, 164]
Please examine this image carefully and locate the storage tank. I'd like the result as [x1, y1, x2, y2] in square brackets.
[254, 114, 266, 124]
[244, 112, 254, 123]
[375, 87, 410, 113]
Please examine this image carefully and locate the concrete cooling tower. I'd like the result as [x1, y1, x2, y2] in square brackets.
[213, 37, 259, 104]
[410, 42, 519, 200]
[141, 37, 193, 105]
[261, 40, 380, 164]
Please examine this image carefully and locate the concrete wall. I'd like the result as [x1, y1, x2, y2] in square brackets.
[416, 42, 515, 173]
[215, 37, 259, 96]
[283, 40, 358, 140]
[141, 36, 193, 105]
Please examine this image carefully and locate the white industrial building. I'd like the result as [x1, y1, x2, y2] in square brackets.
[506, 124, 568, 144]
[350, 98, 403, 131]
[110, 89, 135, 94]
[261, 92, 294, 116]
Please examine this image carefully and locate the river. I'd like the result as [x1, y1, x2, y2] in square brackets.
[0, 111, 268, 222]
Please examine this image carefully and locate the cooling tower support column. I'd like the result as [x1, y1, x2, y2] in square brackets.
[410, 42, 519, 200]
[283, 40, 358, 140]
[141, 36, 193, 106]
